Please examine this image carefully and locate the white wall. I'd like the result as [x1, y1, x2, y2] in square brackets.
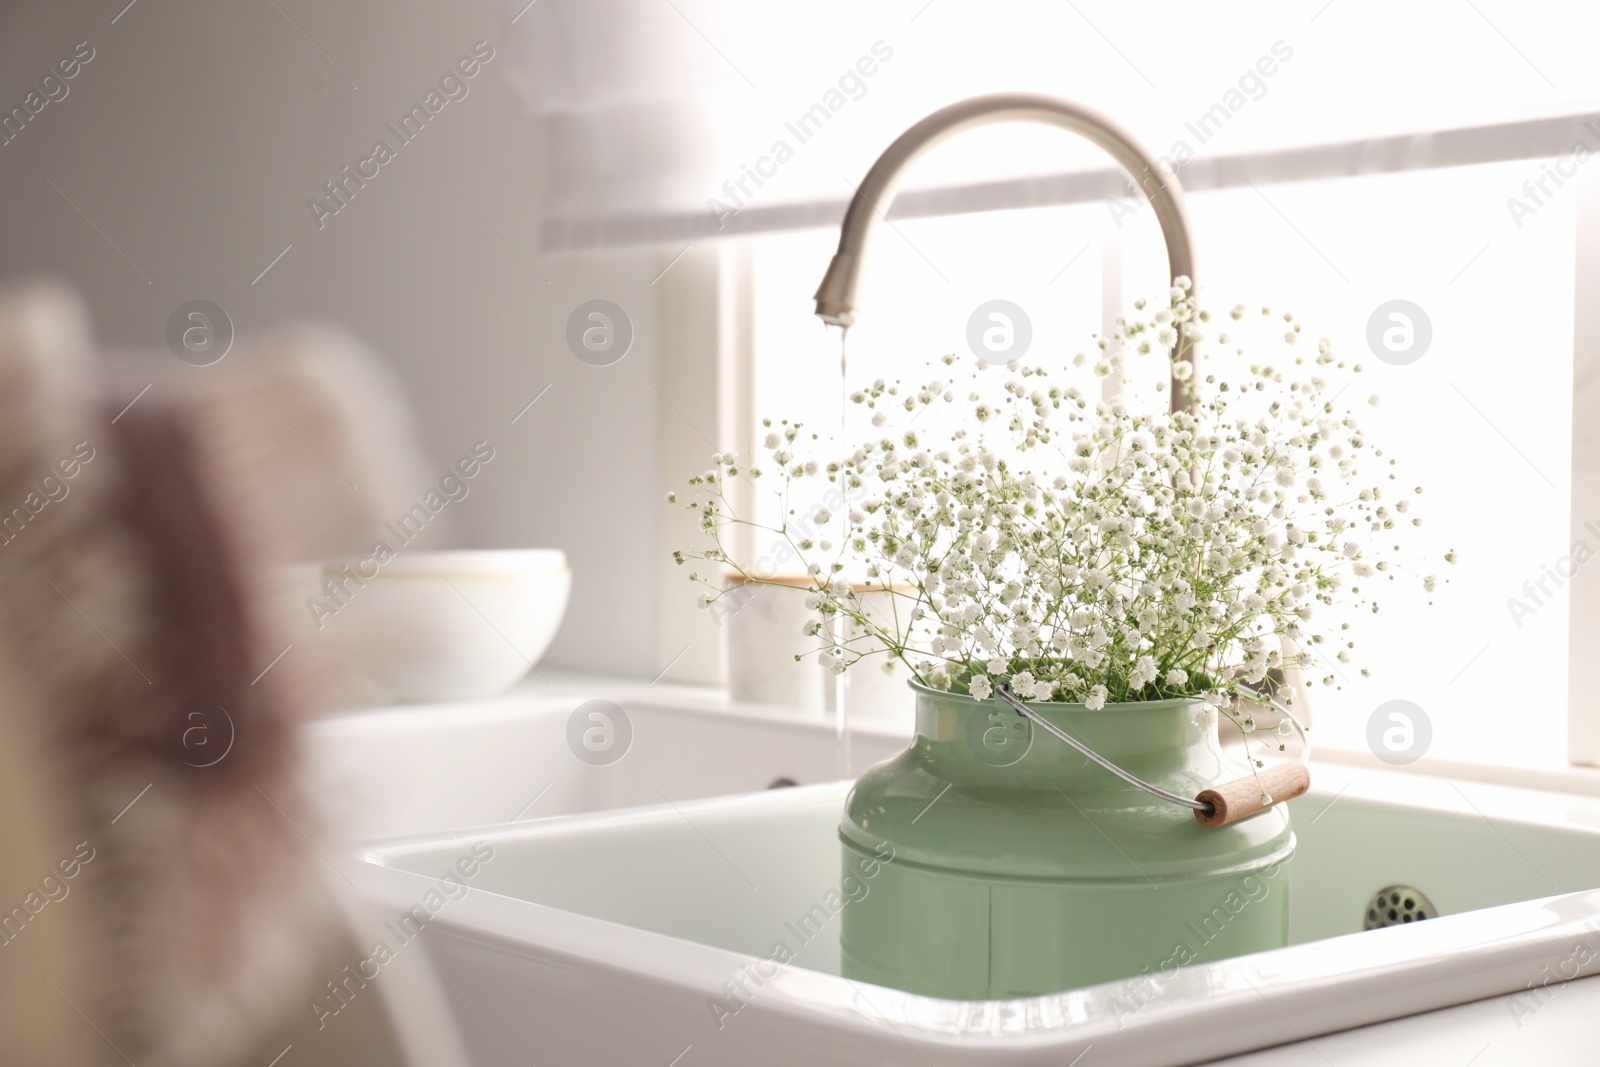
[0, 0, 677, 677]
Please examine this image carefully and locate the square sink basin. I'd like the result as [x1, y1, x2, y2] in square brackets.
[357, 766, 1600, 1066]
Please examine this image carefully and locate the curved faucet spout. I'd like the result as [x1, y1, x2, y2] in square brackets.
[813, 92, 1196, 408]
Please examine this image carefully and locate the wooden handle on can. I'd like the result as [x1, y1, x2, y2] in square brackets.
[1194, 762, 1311, 827]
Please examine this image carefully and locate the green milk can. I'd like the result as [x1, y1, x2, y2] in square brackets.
[839, 682, 1296, 999]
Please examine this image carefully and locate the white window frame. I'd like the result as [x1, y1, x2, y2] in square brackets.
[1567, 174, 1600, 768]
[656, 110, 1600, 784]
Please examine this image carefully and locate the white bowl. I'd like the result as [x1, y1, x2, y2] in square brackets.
[325, 549, 570, 703]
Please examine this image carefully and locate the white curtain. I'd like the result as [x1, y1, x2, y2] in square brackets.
[504, 0, 1600, 251]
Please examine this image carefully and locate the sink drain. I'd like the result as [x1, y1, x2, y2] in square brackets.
[1365, 885, 1437, 929]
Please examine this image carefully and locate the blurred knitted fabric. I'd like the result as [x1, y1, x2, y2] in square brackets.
[0, 282, 445, 1066]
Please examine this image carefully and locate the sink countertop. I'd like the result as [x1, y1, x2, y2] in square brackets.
[312, 669, 912, 737]
[1202, 971, 1600, 1066]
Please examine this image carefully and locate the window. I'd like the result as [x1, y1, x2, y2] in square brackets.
[741, 156, 1577, 769]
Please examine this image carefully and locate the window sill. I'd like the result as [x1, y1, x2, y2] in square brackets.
[1315, 743, 1600, 798]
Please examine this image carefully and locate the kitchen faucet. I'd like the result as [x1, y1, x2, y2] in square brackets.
[812, 92, 1197, 410]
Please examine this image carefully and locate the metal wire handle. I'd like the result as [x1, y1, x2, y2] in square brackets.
[991, 682, 1311, 816]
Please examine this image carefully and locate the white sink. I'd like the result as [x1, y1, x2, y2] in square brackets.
[357, 766, 1600, 1066]
[302, 677, 910, 842]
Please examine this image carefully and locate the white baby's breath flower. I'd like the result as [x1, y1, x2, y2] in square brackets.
[676, 289, 1430, 754]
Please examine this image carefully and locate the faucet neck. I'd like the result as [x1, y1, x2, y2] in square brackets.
[814, 93, 1196, 409]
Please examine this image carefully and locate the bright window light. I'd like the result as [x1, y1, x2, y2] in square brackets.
[748, 157, 1573, 767]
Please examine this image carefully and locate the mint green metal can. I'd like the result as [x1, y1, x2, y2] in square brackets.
[839, 682, 1295, 999]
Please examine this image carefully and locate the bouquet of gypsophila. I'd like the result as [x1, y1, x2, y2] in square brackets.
[673, 279, 1449, 750]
